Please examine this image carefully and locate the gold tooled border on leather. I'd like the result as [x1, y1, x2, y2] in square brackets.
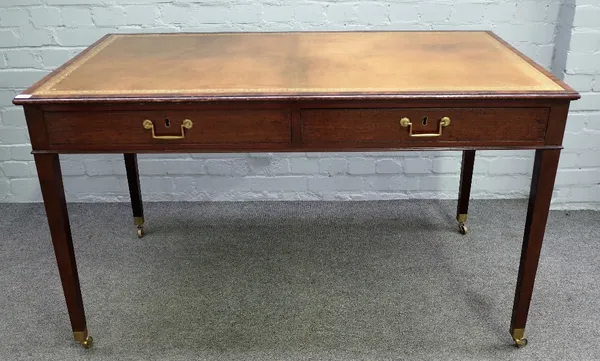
[33, 32, 564, 96]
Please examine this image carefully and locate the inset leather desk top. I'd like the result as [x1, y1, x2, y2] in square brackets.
[20, 31, 574, 102]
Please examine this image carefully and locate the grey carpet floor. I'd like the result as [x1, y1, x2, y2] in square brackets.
[0, 200, 599, 361]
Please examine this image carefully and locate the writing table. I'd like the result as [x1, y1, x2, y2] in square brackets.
[13, 31, 579, 349]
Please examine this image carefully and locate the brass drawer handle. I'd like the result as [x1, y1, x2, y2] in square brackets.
[400, 116, 451, 137]
[142, 119, 193, 140]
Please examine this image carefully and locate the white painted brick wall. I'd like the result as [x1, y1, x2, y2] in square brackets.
[553, 0, 600, 210]
[0, 0, 598, 209]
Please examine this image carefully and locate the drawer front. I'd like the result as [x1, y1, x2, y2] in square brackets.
[45, 109, 291, 146]
[301, 108, 549, 146]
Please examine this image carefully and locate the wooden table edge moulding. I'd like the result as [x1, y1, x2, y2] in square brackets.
[12, 31, 579, 349]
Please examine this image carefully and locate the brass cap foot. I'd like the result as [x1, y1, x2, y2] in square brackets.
[457, 214, 468, 235]
[134, 216, 145, 238]
[511, 328, 528, 348]
[73, 328, 93, 349]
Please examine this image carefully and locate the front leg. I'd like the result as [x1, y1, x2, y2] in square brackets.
[34, 154, 93, 348]
[510, 149, 561, 347]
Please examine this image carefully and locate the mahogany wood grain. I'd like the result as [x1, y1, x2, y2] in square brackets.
[37, 106, 551, 152]
[302, 108, 549, 146]
[38, 143, 565, 154]
[124, 154, 143, 222]
[457, 150, 476, 218]
[290, 107, 302, 146]
[37, 98, 555, 112]
[545, 102, 572, 146]
[23, 106, 49, 150]
[43, 109, 291, 146]
[510, 149, 561, 334]
[34, 153, 87, 334]
[17, 92, 575, 105]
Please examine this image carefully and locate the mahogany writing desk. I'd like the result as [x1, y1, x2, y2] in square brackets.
[13, 31, 579, 349]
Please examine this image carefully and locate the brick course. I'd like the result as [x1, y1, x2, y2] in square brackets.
[0, 0, 598, 209]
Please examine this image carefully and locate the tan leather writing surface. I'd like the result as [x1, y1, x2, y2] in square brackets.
[30, 31, 565, 97]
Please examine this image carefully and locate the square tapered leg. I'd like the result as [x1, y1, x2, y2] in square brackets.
[456, 150, 476, 234]
[510, 149, 561, 347]
[34, 153, 93, 348]
[124, 153, 145, 238]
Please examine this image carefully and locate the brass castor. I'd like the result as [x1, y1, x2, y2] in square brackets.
[134, 216, 144, 238]
[511, 328, 528, 348]
[514, 337, 528, 348]
[74, 329, 93, 349]
[458, 222, 468, 235]
[80, 336, 93, 349]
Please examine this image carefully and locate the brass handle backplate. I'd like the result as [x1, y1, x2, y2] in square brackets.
[400, 116, 451, 137]
[142, 119, 193, 140]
